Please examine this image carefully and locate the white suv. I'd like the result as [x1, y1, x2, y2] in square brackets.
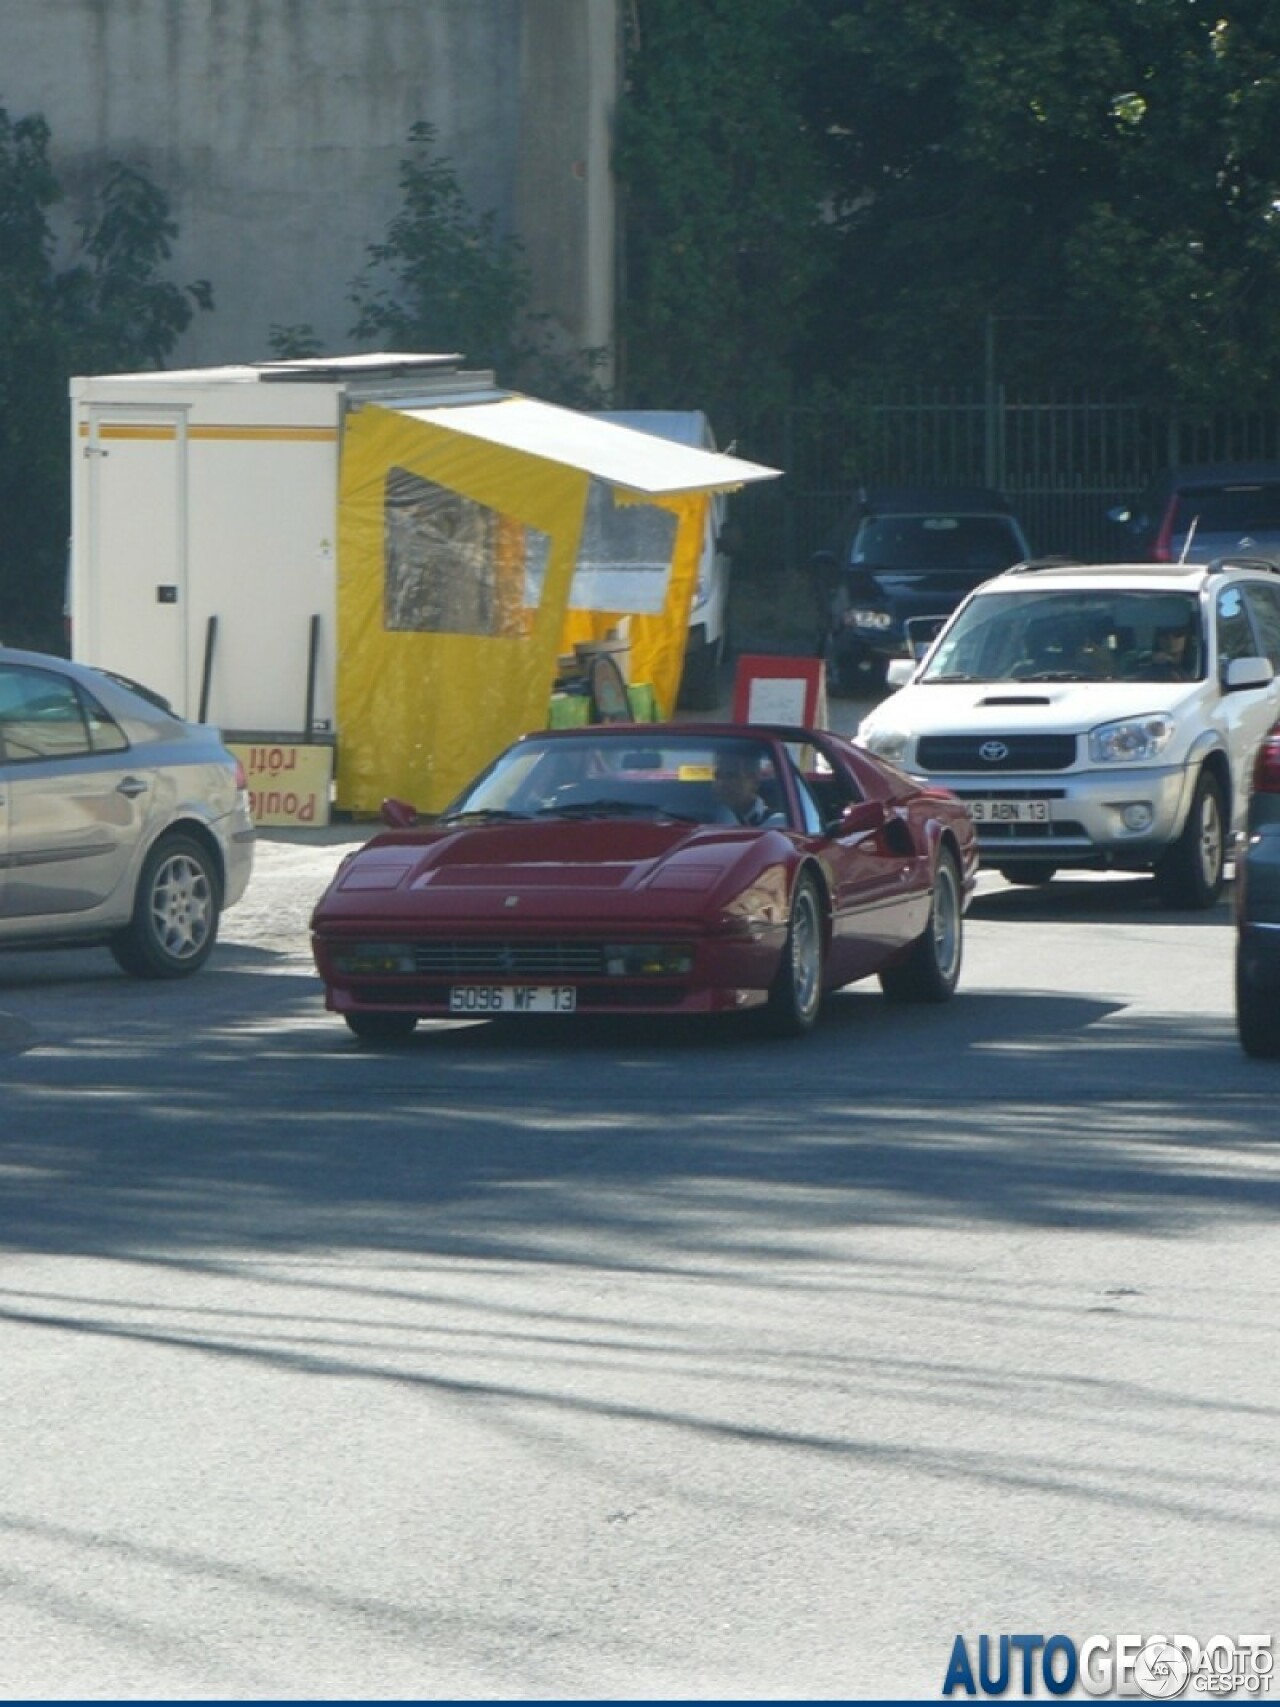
[856, 557, 1280, 907]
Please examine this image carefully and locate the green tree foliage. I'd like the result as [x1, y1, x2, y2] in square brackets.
[349, 121, 532, 369]
[616, 0, 830, 441]
[0, 107, 210, 650]
[805, 0, 1280, 401]
[349, 121, 606, 405]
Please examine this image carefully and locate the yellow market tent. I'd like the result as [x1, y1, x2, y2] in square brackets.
[336, 396, 779, 814]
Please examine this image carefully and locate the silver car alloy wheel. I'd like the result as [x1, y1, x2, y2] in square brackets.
[148, 849, 216, 961]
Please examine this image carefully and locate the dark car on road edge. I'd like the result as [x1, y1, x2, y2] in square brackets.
[1236, 720, 1280, 1058]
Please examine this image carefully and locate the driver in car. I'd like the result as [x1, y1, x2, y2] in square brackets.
[711, 751, 788, 827]
[1149, 624, 1194, 678]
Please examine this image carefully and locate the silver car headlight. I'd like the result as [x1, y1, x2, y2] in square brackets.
[1089, 714, 1175, 763]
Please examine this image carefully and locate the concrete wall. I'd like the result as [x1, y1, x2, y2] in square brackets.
[0, 0, 618, 375]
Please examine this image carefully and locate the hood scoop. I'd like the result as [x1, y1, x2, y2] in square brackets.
[978, 694, 1053, 706]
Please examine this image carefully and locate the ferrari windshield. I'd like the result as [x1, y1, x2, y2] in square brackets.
[447, 733, 795, 826]
[921, 589, 1205, 683]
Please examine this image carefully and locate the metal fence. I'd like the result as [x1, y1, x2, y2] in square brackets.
[735, 390, 1280, 579]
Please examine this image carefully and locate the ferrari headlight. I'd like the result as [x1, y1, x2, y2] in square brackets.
[331, 942, 417, 974]
[849, 607, 893, 631]
[602, 943, 694, 977]
[1089, 715, 1175, 763]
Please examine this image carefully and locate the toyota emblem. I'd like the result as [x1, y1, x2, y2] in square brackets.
[979, 741, 1009, 762]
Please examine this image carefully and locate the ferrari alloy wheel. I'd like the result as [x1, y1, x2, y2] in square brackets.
[109, 833, 221, 979]
[1155, 769, 1225, 910]
[764, 873, 825, 1037]
[344, 1012, 419, 1045]
[1236, 945, 1280, 1059]
[879, 849, 962, 1004]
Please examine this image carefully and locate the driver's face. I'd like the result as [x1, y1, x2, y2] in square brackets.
[712, 761, 759, 810]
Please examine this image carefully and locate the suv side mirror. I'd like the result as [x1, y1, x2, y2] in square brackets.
[886, 658, 916, 690]
[1224, 655, 1274, 692]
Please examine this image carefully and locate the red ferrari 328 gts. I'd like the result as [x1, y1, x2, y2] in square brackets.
[310, 723, 979, 1043]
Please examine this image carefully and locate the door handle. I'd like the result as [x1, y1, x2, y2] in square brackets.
[116, 777, 148, 798]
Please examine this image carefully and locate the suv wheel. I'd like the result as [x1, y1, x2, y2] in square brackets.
[1155, 770, 1225, 910]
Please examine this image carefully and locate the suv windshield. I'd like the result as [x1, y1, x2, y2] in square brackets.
[922, 589, 1205, 683]
[852, 514, 1024, 575]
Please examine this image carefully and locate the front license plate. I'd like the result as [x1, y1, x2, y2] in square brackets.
[449, 985, 577, 1014]
[967, 799, 1051, 824]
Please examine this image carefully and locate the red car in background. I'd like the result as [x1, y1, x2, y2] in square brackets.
[310, 724, 978, 1043]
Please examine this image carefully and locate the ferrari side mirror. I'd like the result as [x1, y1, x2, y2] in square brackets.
[837, 799, 889, 837]
[381, 797, 420, 828]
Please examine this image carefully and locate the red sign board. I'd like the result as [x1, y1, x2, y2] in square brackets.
[731, 654, 828, 727]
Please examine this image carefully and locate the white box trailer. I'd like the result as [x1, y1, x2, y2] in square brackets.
[69, 355, 780, 816]
[69, 353, 502, 740]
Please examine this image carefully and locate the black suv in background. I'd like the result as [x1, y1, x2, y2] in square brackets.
[1108, 463, 1280, 565]
[814, 486, 1033, 694]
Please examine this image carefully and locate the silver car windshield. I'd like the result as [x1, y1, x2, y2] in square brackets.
[921, 590, 1205, 684]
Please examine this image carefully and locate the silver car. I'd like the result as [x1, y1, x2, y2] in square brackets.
[0, 647, 254, 976]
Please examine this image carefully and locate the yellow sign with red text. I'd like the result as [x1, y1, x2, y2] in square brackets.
[229, 743, 334, 827]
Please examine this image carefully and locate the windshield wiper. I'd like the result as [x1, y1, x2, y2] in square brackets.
[1009, 670, 1096, 682]
[439, 808, 532, 825]
[925, 672, 981, 682]
[538, 799, 701, 823]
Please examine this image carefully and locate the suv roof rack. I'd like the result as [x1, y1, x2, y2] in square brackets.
[1004, 556, 1084, 574]
[1206, 555, 1280, 576]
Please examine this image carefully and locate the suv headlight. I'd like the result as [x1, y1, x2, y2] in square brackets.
[848, 607, 893, 631]
[861, 726, 909, 763]
[1089, 714, 1175, 763]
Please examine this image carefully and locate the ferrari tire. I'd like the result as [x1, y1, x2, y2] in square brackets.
[879, 848, 962, 1004]
[1236, 945, 1280, 1059]
[763, 873, 825, 1037]
[1155, 769, 1225, 910]
[344, 1012, 419, 1044]
[109, 833, 221, 979]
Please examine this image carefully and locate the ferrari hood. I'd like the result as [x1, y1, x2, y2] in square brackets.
[314, 818, 767, 924]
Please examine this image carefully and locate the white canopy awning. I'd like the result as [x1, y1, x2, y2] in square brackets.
[398, 396, 780, 498]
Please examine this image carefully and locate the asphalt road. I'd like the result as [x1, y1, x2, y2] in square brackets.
[0, 698, 1277, 1699]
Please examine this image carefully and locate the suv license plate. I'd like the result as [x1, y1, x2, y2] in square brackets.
[449, 985, 577, 1014]
[967, 800, 1050, 824]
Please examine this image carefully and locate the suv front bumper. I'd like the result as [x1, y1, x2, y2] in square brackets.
[915, 761, 1195, 870]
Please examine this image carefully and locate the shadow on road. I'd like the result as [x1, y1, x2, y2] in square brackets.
[0, 918, 1272, 1266]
